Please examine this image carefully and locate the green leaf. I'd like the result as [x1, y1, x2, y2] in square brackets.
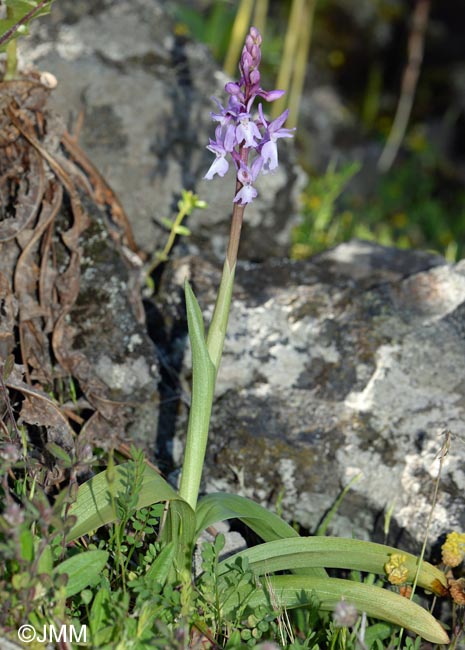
[36, 544, 53, 574]
[1, 0, 55, 52]
[46, 441, 73, 466]
[196, 492, 300, 541]
[89, 585, 113, 644]
[178, 281, 216, 509]
[173, 224, 191, 236]
[160, 217, 175, 230]
[217, 536, 448, 596]
[144, 542, 176, 589]
[363, 622, 393, 648]
[206, 259, 236, 373]
[19, 528, 34, 562]
[66, 462, 194, 542]
[53, 550, 109, 597]
[229, 575, 449, 645]
[196, 493, 326, 577]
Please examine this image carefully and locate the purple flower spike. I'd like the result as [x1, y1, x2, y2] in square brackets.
[204, 26, 294, 204]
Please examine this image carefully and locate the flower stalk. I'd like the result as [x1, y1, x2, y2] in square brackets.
[178, 26, 294, 510]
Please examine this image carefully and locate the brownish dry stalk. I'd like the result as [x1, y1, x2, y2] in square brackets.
[378, 0, 431, 173]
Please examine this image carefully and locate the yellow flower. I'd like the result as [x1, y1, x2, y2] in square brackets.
[385, 553, 409, 586]
[441, 532, 465, 568]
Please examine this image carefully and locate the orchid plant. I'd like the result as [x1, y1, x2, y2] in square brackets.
[68, 28, 449, 645]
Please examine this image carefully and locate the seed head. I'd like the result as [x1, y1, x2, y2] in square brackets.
[333, 599, 358, 627]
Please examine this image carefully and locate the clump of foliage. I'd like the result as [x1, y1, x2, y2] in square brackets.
[292, 140, 465, 262]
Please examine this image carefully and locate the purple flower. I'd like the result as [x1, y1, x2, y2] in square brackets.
[258, 105, 295, 173]
[204, 26, 294, 204]
[236, 113, 262, 148]
[204, 125, 236, 180]
[234, 184, 257, 205]
[233, 158, 262, 205]
[210, 95, 240, 126]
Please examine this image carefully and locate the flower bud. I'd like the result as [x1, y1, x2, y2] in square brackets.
[250, 69, 260, 85]
[250, 44, 261, 64]
[249, 26, 262, 44]
[225, 82, 241, 96]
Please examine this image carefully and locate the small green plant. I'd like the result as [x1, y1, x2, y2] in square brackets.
[66, 27, 450, 647]
[0, 0, 55, 79]
[145, 189, 206, 294]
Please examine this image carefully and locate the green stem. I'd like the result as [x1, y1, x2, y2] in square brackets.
[178, 199, 245, 510]
[4, 40, 18, 81]
[146, 205, 189, 277]
[0, 0, 52, 50]
[208, 202, 245, 373]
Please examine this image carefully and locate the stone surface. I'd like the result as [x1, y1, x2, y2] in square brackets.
[18, 0, 304, 263]
[155, 240, 465, 550]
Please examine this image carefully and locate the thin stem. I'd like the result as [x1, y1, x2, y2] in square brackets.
[146, 205, 189, 277]
[378, 0, 430, 172]
[208, 191, 245, 375]
[226, 200, 245, 270]
[286, 0, 315, 129]
[396, 430, 449, 650]
[4, 39, 18, 81]
[208, 149, 247, 372]
[0, 0, 52, 49]
[271, 0, 305, 120]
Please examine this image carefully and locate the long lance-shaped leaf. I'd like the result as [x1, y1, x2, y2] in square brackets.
[178, 281, 216, 510]
[196, 492, 301, 541]
[224, 575, 449, 645]
[196, 493, 326, 577]
[54, 550, 108, 598]
[66, 463, 195, 545]
[217, 536, 448, 597]
[206, 258, 236, 374]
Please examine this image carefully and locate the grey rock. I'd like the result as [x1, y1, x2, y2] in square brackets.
[156, 240, 465, 549]
[18, 0, 303, 263]
[194, 520, 247, 578]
